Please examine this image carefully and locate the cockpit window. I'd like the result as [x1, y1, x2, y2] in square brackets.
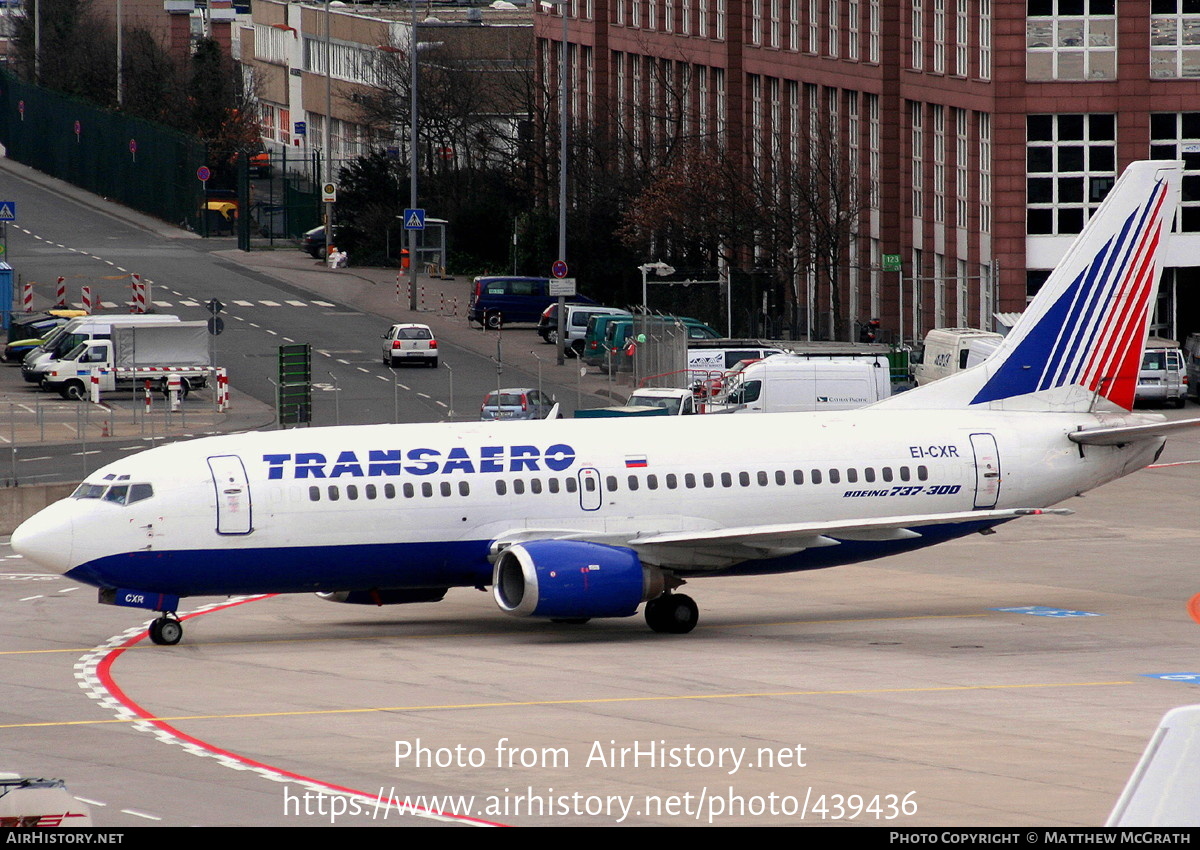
[71, 482, 153, 504]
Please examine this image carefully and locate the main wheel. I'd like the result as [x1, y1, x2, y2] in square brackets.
[546, 329, 558, 345]
[645, 594, 699, 634]
[148, 617, 183, 646]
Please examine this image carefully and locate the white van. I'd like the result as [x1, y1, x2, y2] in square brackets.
[713, 355, 891, 414]
[1135, 337, 1187, 408]
[913, 328, 1004, 386]
[21, 314, 181, 385]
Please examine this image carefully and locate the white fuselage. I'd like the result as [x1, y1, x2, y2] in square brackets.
[15, 407, 1160, 600]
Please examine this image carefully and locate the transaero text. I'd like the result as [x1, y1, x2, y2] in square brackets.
[263, 444, 577, 478]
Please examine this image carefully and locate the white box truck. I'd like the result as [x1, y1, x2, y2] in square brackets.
[41, 321, 213, 400]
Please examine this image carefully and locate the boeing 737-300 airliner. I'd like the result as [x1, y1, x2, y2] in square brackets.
[12, 160, 1200, 644]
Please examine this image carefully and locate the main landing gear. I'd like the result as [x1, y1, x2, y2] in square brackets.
[644, 593, 699, 634]
[148, 614, 183, 646]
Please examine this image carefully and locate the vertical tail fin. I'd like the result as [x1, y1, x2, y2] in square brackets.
[879, 160, 1182, 412]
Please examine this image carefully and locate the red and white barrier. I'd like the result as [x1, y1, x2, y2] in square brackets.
[81, 286, 93, 313]
[131, 274, 145, 313]
[56, 277, 66, 307]
[216, 368, 229, 411]
[22, 281, 32, 312]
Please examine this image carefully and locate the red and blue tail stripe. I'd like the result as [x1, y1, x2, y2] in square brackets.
[971, 172, 1171, 409]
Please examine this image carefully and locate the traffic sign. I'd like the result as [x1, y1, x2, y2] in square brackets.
[0, 202, 17, 222]
[403, 208, 425, 230]
[196, 166, 211, 182]
[294, 120, 307, 137]
[882, 253, 902, 272]
[549, 277, 576, 296]
[322, 183, 337, 203]
[552, 259, 568, 278]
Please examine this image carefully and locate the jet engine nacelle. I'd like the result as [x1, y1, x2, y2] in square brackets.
[316, 588, 448, 605]
[492, 540, 666, 619]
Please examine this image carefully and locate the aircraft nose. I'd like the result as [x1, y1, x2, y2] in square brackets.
[11, 502, 75, 574]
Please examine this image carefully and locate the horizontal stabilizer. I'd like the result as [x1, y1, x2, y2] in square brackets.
[1069, 417, 1200, 446]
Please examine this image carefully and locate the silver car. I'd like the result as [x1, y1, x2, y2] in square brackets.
[480, 387, 556, 420]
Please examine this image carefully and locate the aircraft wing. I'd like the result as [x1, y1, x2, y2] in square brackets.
[1108, 704, 1200, 827]
[1069, 417, 1200, 446]
[624, 508, 1072, 569]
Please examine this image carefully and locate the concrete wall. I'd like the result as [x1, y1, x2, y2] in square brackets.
[1, 484, 75, 536]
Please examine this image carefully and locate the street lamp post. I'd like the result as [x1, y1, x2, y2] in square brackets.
[543, 0, 570, 366]
[408, 0, 420, 311]
[638, 261, 675, 313]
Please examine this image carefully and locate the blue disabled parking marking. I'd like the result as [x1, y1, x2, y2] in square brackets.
[991, 605, 1102, 618]
[1142, 673, 1200, 685]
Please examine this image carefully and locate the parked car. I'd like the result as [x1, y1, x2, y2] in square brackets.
[480, 387, 557, 420]
[382, 323, 438, 367]
[300, 225, 343, 259]
[537, 304, 630, 351]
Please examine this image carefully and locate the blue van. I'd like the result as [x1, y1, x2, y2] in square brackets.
[468, 276, 595, 328]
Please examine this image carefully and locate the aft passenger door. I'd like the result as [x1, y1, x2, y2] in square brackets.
[208, 454, 254, 535]
[969, 433, 1001, 510]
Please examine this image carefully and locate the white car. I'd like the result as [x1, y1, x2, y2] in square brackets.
[382, 323, 438, 367]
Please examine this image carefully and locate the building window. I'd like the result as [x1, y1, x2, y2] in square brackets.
[1026, 113, 1117, 235]
[979, 0, 991, 79]
[979, 112, 992, 232]
[912, 0, 925, 71]
[933, 0, 945, 73]
[1150, 112, 1200, 230]
[1151, 0, 1200, 78]
[829, 0, 840, 58]
[848, 0, 860, 59]
[911, 102, 925, 217]
[1026, 0, 1117, 81]
[869, 0, 880, 62]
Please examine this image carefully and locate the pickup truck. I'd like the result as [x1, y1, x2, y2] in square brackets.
[574, 387, 698, 418]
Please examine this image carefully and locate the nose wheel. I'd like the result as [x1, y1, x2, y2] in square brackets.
[148, 615, 183, 646]
[644, 593, 699, 634]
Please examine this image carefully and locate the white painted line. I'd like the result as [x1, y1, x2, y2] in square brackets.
[286, 300, 308, 307]
[417, 393, 431, 399]
[19, 595, 44, 601]
[100, 301, 118, 309]
[259, 300, 281, 307]
[357, 367, 370, 373]
[396, 384, 410, 391]
[376, 375, 389, 381]
[248, 323, 260, 328]
[179, 300, 199, 307]
[75, 797, 106, 807]
[121, 810, 162, 821]
[19, 456, 53, 462]
[265, 329, 278, 335]
[282, 337, 294, 343]
[233, 300, 254, 306]
[435, 401, 448, 408]
[336, 359, 350, 364]
[152, 301, 172, 307]
[312, 300, 335, 307]
[58, 586, 79, 593]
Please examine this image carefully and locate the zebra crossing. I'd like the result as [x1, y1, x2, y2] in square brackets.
[68, 298, 340, 310]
